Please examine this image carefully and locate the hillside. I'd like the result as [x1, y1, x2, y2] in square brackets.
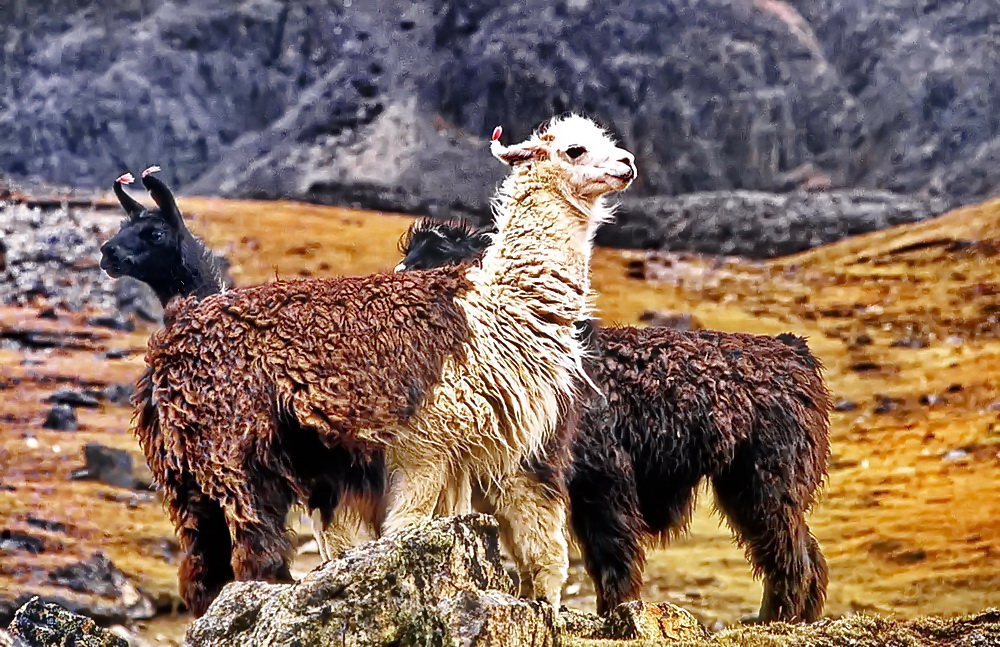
[1, 195, 998, 643]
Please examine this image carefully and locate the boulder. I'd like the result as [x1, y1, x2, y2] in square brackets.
[6, 597, 127, 647]
[186, 514, 1000, 647]
[0, 552, 155, 628]
[185, 514, 559, 647]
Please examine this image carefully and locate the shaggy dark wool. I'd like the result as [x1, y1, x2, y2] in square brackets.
[571, 324, 830, 620]
[397, 218, 832, 622]
[395, 218, 493, 271]
[134, 267, 471, 616]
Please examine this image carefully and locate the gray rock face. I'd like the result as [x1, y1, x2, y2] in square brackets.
[6, 597, 127, 647]
[185, 514, 560, 647]
[607, 190, 953, 257]
[1, 1, 995, 256]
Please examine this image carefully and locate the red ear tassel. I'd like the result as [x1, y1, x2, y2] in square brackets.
[491, 126, 502, 142]
[142, 165, 162, 178]
[116, 172, 135, 184]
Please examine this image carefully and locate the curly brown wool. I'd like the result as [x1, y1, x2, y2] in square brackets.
[134, 267, 471, 616]
[394, 217, 832, 622]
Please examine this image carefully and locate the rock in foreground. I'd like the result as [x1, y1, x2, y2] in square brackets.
[186, 514, 560, 646]
[6, 597, 126, 647]
[185, 514, 1000, 647]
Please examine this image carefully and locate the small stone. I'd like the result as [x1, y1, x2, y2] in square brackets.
[24, 516, 66, 533]
[86, 313, 134, 332]
[42, 404, 78, 431]
[0, 627, 31, 647]
[873, 395, 895, 415]
[0, 530, 45, 555]
[46, 388, 100, 408]
[834, 398, 858, 412]
[604, 601, 709, 642]
[102, 383, 135, 406]
[8, 597, 131, 645]
[638, 310, 702, 330]
[70, 443, 136, 489]
[919, 394, 943, 406]
[890, 336, 928, 348]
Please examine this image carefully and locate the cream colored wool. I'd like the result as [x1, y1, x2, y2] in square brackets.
[322, 115, 637, 608]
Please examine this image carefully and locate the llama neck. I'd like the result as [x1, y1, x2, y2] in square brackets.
[476, 169, 604, 322]
[149, 237, 225, 307]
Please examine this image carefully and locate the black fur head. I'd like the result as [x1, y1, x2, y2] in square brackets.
[101, 167, 223, 306]
[394, 218, 492, 272]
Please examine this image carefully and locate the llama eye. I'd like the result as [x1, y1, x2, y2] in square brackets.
[565, 146, 586, 159]
[150, 230, 165, 243]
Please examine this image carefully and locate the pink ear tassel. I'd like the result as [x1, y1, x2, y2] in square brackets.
[142, 165, 162, 178]
[116, 172, 135, 184]
[491, 126, 502, 142]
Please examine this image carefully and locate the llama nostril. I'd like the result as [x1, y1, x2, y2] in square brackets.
[101, 242, 123, 265]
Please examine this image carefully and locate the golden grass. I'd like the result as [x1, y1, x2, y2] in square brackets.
[1, 196, 998, 644]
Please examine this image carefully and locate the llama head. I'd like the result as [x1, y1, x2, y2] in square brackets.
[394, 218, 492, 272]
[102, 167, 224, 305]
[491, 115, 636, 202]
[101, 166, 190, 282]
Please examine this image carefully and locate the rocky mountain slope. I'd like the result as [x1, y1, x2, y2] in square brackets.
[2, 1, 997, 253]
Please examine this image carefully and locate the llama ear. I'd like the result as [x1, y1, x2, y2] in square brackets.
[140, 166, 184, 229]
[490, 128, 547, 166]
[491, 142, 546, 166]
[490, 125, 546, 166]
[113, 173, 144, 216]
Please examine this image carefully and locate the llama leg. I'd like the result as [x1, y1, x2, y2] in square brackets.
[381, 450, 449, 535]
[168, 481, 235, 617]
[318, 491, 380, 559]
[567, 445, 646, 616]
[436, 468, 473, 516]
[228, 479, 297, 585]
[712, 464, 824, 622]
[802, 534, 829, 622]
[311, 510, 330, 561]
[483, 469, 569, 610]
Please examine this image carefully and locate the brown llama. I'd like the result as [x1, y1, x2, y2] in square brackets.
[129, 115, 636, 615]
